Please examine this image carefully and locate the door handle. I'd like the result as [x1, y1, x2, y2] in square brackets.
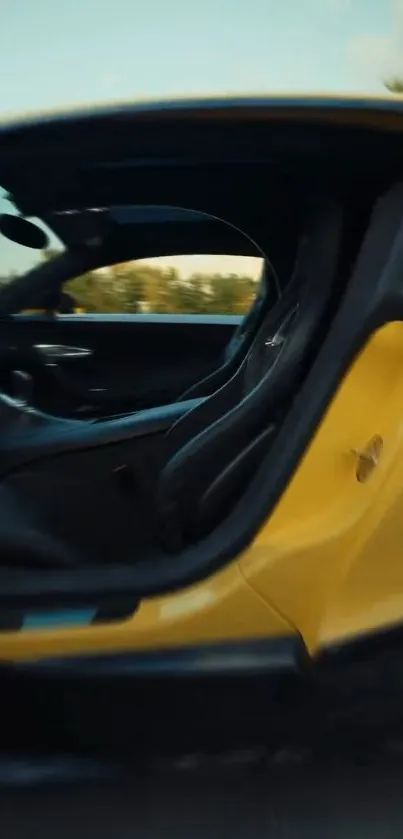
[34, 344, 93, 361]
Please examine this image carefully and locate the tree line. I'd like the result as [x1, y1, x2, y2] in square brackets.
[65, 261, 259, 315]
[0, 254, 260, 315]
[385, 78, 403, 93]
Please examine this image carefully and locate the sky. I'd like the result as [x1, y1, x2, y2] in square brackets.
[0, 0, 402, 117]
[0, 0, 402, 279]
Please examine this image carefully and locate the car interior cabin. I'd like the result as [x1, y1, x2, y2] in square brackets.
[0, 98, 400, 615]
[0, 98, 403, 759]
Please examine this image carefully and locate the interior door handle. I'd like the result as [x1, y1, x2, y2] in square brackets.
[34, 344, 93, 361]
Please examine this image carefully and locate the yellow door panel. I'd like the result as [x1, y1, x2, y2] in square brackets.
[240, 321, 403, 654]
[319, 457, 403, 648]
[2, 322, 403, 662]
[0, 562, 293, 661]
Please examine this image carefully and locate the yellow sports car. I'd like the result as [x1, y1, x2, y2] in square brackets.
[0, 95, 403, 756]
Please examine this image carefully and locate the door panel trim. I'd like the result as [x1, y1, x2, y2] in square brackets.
[12, 312, 244, 326]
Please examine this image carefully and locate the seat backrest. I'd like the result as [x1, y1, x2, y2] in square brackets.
[156, 197, 343, 551]
[176, 260, 280, 401]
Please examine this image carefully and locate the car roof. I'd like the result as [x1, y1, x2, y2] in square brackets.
[44, 206, 262, 256]
[1, 93, 403, 130]
[0, 92, 401, 260]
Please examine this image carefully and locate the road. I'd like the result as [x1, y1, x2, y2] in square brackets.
[2, 755, 403, 838]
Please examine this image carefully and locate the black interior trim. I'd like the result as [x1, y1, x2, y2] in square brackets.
[318, 621, 403, 668]
[0, 397, 203, 476]
[0, 314, 239, 418]
[0, 599, 139, 631]
[2, 97, 403, 177]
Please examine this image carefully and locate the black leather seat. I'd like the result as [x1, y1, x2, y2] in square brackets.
[156, 197, 342, 551]
[177, 260, 280, 402]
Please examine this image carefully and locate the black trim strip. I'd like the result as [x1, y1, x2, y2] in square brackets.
[0, 610, 23, 632]
[7, 636, 305, 679]
[318, 621, 403, 668]
[3, 95, 403, 136]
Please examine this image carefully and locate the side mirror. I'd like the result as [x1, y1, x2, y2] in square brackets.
[0, 214, 49, 250]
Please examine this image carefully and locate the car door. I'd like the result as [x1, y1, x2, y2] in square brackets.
[5, 309, 244, 418]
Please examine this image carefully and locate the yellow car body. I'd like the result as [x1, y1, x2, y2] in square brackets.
[1, 320, 402, 666]
[0, 94, 403, 692]
[4, 96, 403, 761]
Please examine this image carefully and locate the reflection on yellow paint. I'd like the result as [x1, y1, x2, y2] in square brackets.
[159, 589, 216, 620]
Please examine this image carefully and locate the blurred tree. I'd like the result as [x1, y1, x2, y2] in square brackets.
[14, 249, 261, 316]
[67, 270, 103, 310]
[384, 77, 403, 93]
[65, 263, 258, 315]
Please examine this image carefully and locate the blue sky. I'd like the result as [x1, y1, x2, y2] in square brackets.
[0, 0, 402, 118]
